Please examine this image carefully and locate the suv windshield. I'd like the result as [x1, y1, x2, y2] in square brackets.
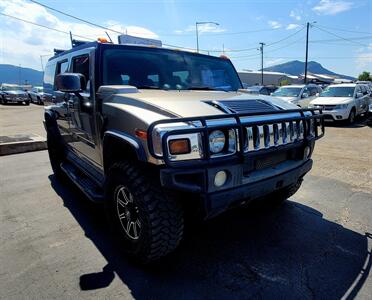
[272, 87, 302, 97]
[102, 48, 242, 91]
[2, 86, 22, 91]
[320, 86, 355, 97]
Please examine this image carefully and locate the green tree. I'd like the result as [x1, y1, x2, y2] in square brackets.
[279, 79, 290, 86]
[358, 71, 372, 81]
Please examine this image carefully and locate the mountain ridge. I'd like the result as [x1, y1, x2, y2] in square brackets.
[0, 64, 43, 86]
[263, 60, 355, 80]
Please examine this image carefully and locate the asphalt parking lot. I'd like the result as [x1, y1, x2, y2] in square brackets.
[0, 103, 45, 137]
[0, 113, 371, 299]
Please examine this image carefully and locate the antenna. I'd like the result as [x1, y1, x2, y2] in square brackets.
[69, 31, 73, 47]
[105, 31, 113, 43]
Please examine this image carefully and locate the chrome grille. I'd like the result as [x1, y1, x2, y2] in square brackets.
[245, 120, 308, 152]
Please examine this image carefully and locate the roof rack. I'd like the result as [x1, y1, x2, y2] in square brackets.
[54, 48, 67, 55]
[72, 39, 89, 48]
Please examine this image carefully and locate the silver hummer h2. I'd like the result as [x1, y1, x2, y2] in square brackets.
[43, 37, 324, 263]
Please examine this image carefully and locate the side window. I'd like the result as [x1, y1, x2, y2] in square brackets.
[354, 86, 360, 97]
[309, 87, 317, 96]
[56, 60, 69, 75]
[72, 55, 90, 90]
[44, 63, 56, 92]
[54, 60, 69, 90]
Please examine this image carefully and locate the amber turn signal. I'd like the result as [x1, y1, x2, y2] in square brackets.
[169, 139, 191, 155]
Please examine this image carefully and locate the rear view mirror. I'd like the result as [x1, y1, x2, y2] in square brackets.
[356, 92, 363, 98]
[56, 73, 86, 93]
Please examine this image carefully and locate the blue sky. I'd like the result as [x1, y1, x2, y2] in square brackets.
[0, 0, 371, 76]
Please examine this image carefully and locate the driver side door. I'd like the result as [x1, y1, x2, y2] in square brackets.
[68, 49, 101, 167]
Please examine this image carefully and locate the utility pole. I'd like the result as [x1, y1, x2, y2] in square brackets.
[304, 22, 310, 84]
[259, 42, 265, 85]
[18, 64, 21, 86]
[40, 55, 44, 72]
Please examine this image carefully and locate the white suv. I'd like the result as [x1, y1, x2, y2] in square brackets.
[270, 84, 322, 108]
[309, 83, 370, 123]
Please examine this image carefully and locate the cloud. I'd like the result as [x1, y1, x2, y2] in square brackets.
[0, 0, 158, 70]
[289, 10, 301, 21]
[175, 23, 225, 35]
[313, 0, 353, 15]
[268, 21, 282, 29]
[286, 24, 301, 30]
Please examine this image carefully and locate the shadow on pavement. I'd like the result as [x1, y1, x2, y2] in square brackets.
[325, 114, 372, 128]
[49, 175, 371, 299]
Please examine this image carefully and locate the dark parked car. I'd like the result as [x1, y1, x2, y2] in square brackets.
[244, 85, 277, 95]
[0, 84, 29, 105]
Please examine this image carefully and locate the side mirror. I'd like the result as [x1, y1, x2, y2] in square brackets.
[316, 92, 320, 97]
[356, 92, 363, 98]
[302, 92, 309, 98]
[55, 73, 86, 93]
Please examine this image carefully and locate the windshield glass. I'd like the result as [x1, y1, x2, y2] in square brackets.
[272, 87, 302, 97]
[320, 86, 355, 97]
[2, 86, 22, 91]
[102, 48, 242, 91]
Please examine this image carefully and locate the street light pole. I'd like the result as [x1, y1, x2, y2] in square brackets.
[259, 42, 265, 85]
[195, 21, 219, 53]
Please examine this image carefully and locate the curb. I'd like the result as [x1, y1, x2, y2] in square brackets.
[0, 134, 47, 156]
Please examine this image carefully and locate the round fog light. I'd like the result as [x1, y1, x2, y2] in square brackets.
[303, 146, 311, 159]
[214, 171, 227, 187]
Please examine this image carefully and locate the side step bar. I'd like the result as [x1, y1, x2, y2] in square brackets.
[60, 162, 104, 203]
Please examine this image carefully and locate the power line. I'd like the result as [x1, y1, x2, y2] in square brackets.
[0, 12, 93, 40]
[316, 24, 372, 35]
[313, 25, 369, 47]
[29, 0, 124, 35]
[266, 26, 305, 46]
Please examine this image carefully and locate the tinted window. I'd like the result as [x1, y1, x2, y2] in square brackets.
[57, 60, 69, 74]
[102, 48, 241, 91]
[44, 63, 56, 92]
[72, 55, 90, 90]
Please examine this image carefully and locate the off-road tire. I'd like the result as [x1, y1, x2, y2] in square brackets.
[105, 161, 184, 264]
[47, 133, 66, 180]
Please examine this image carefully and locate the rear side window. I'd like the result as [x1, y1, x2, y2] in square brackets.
[72, 55, 90, 90]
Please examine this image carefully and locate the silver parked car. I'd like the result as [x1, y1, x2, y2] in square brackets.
[28, 86, 45, 105]
[271, 84, 322, 108]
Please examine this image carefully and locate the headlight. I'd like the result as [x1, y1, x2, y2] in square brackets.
[334, 104, 348, 109]
[209, 130, 226, 153]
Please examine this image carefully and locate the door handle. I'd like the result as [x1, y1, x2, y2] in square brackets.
[67, 99, 74, 109]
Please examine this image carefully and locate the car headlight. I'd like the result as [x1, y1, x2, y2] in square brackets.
[334, 104, 348, 109]
[209, 130, 226, 153]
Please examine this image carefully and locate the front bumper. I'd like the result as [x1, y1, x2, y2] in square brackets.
[160, 151, 313, 218]
[321, 108, 350, 121]
[4, 96, 27, 102]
